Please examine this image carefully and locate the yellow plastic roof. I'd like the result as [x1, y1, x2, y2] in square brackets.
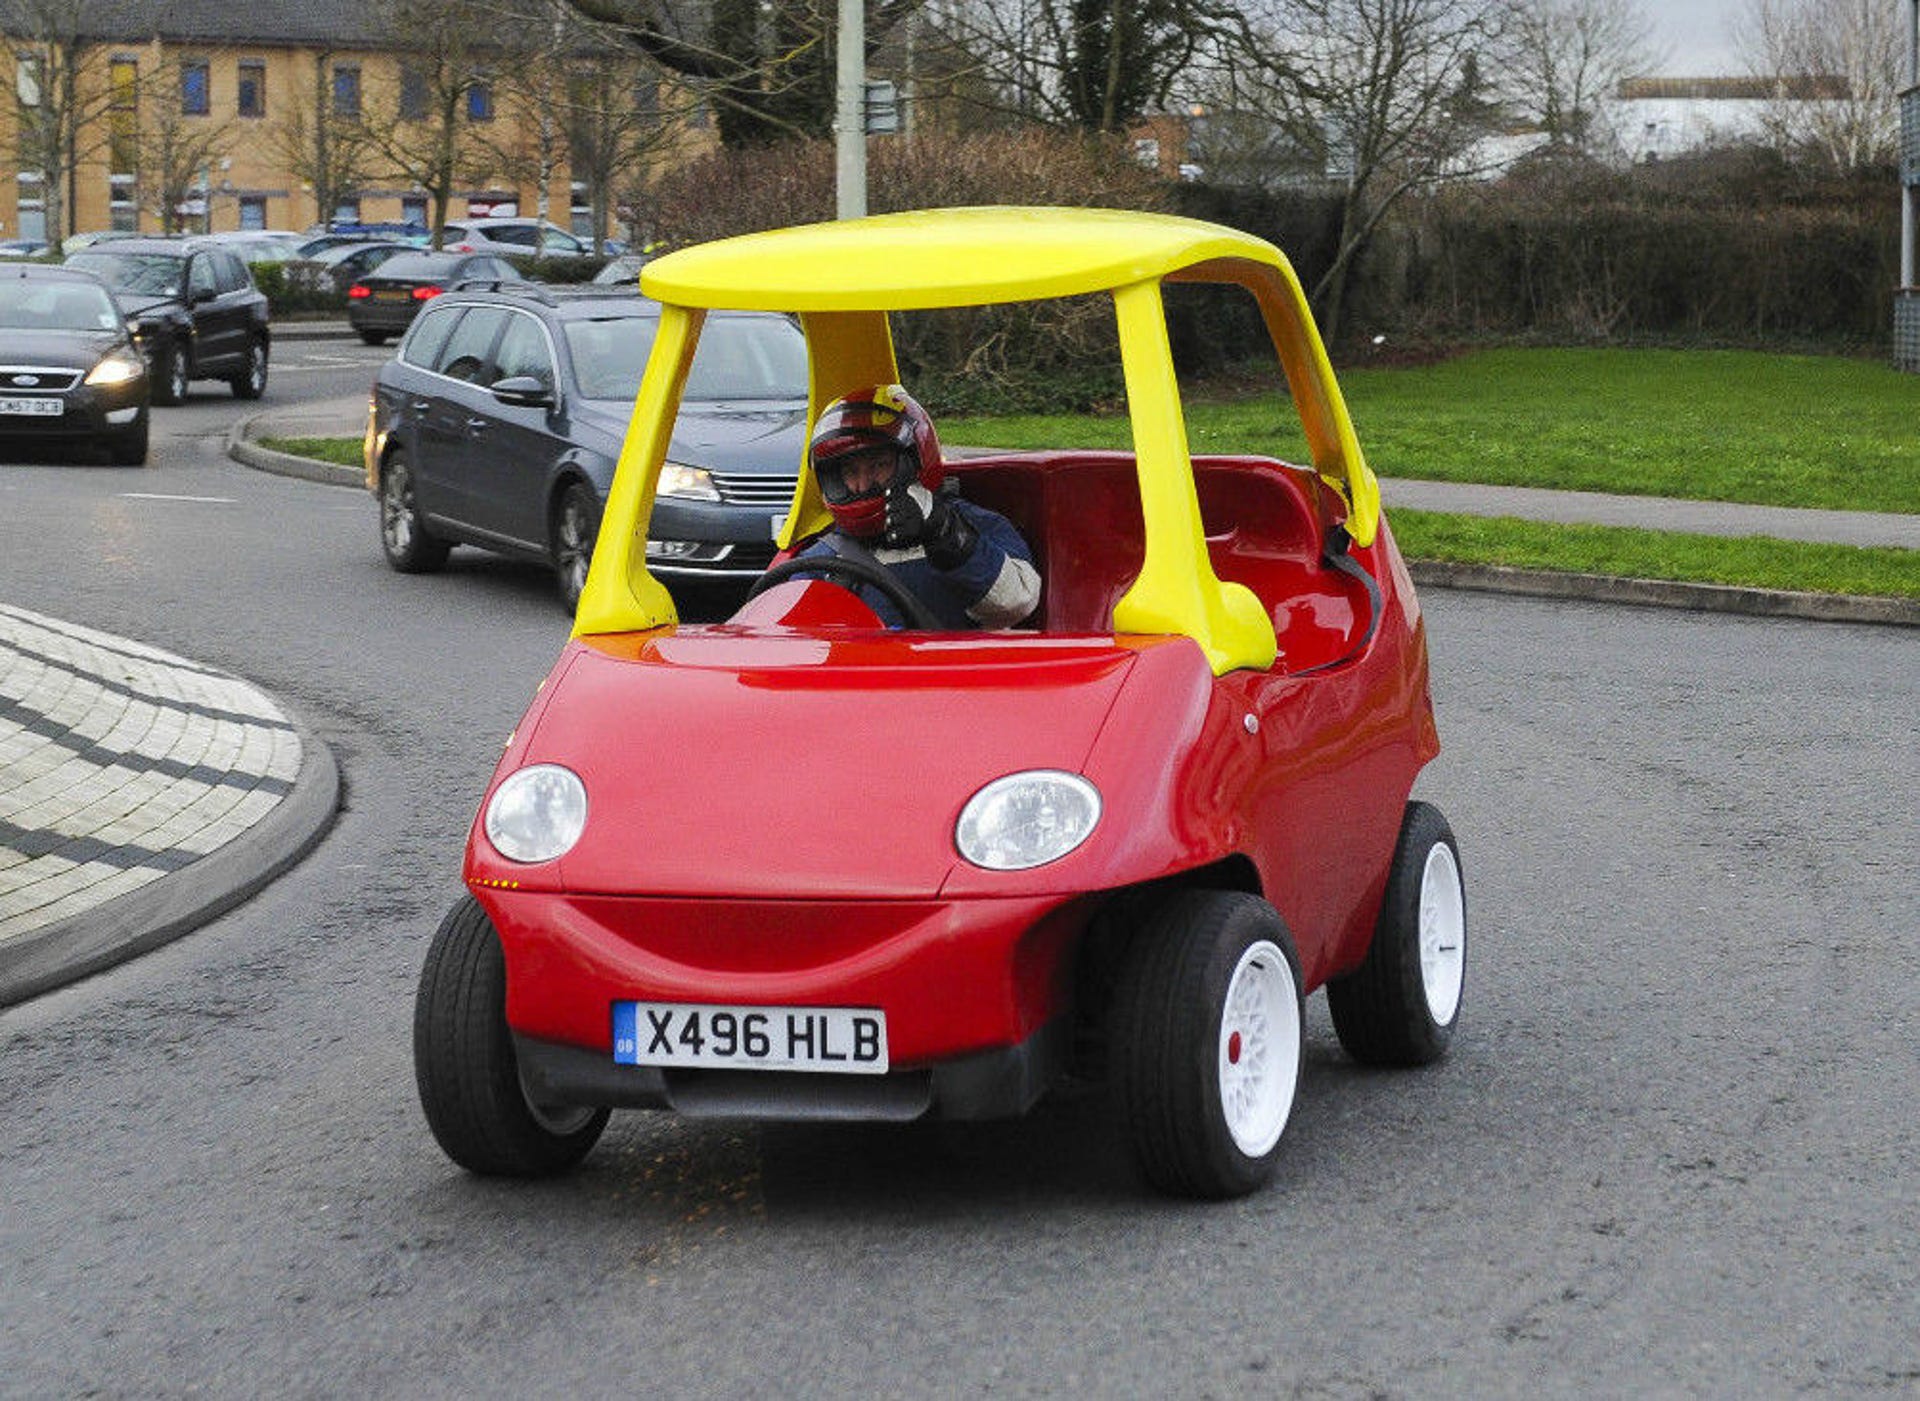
[639, 206, 1285, 311]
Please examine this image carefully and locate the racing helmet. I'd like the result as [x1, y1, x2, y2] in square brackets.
[810, 384, 944, 538]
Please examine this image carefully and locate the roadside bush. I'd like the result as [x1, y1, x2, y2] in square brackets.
[251, 262, 345, 317]
[646, 129, 1170, 413]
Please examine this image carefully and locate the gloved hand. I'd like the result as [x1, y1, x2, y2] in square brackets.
[884, 482, 977, 570]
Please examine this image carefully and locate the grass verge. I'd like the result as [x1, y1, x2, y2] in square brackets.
[948, 348, 1920, 515]
[260, 435, 362, 468]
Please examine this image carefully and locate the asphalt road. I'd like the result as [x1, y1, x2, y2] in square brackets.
[2, 351, 1917, 1396]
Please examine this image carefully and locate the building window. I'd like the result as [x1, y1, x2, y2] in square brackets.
[401, 194, 427, 226]
[16, 55, 42, 107]
[239, 196, 267, 230]
[399, 66, 427, 122]
[332, 64, 361, 118]
[15, 176, 45, 241]
[237, 60, 265, 118]
[181, 58, 210, 116]
[466, 79, 493, 122]
[333, 197, 361, 225]
[109, 173, 138, 231]
[109, 58, 138, 175]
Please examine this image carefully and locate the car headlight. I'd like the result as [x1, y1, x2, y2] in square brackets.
[955, 770, 1101, 871]
[483, 764, 588, 864]
[658, 461, 720, 501]
[84, 352, 145, 387]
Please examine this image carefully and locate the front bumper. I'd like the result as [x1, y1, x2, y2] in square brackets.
[646, 494, 787, 578]
[0, 380, 147, 441]
[480, 887, 1092, 1112]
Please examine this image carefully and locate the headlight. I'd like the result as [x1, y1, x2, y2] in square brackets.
[483, 764, 588, 864]
[84, 353, 145, 387]
[955, 770, 1101, 871]
[658, 461, 720, 501]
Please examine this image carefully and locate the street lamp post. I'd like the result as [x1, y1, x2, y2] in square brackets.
[835, 0, 866, 219]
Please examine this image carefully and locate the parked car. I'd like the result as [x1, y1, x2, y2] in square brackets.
[64, 237, 269, 404]
[204, 232, 304, 265]
[0, 263, 149, 463]
[589, 253, 649, 286]
[345, 251, 522, 345]
[439, 217, 593, 260]
[409, 207, 1468, 1201]
[283, 241, 412, 294]
[364, 283, 808, 609]
[59, 230, 138, 256]
[297, 222, 431, 257]
[0, 238, 49, 258]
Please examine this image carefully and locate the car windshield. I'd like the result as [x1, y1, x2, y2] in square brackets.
[564, 312, 808, 402]
[0, 278, 121, 331]
[66, 251, 185, 296]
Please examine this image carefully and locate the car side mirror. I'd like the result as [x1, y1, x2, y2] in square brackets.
[190, 286, 217, 304]
[491, 375, 554, 408]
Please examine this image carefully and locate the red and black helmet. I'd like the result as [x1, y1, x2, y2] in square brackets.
[810, 384, 944, 538]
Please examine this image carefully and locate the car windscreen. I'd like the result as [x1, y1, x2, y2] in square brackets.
[66, 251, 185, 296]
[564, 312, 808, 402]
[371, 254, 459, 280]
[0, 278, 121, 331]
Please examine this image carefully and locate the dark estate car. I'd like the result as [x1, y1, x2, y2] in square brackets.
[0, 264, 150, 464]
[364, 284, 809, 609]
[346, 251, 523, 345]
[64, 238, 270, 405]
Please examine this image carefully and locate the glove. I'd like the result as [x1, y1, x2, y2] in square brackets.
[885, 482, 977, 570]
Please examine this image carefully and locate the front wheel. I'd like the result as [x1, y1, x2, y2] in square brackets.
[414, 896, 610, 1176]
[229, 336, 268, 399]
[1110, 890, 1304, 1199]
[379, 450, 451, 572]
[1327, 801, 1466, 1067]
[551, 480, 601, 613]
[153, 343, 190, 405]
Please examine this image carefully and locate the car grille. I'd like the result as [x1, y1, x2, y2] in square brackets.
[710, 472, 798, 507]
[0, 367, 82, 392]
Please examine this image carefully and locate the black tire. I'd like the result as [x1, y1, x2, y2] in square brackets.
[229, 336, 268, 399]
[413, 895, 610, 1176]
[152, 343, 190, 405]
[1327, 801, 1466, 1067]
[106, 411, 149, 466]
[358, 330, 389, 347]
[378, 449, 451, 572]
[1111, 890, 1304, 1199]
[551, 480, 601, 613]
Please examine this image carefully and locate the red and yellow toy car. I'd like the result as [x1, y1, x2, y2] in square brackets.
[413, 207, 1467, 1198]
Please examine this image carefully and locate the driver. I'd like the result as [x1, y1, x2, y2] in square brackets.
[800, 384, 1040, 629]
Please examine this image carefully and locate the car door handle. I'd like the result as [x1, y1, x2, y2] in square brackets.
[466, 417, 490, 432]
[411, 399, 432, 413]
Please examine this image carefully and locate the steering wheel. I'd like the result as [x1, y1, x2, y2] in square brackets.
[747, 554, 945, 631]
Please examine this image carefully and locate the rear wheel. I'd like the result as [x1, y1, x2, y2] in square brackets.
[1327, 801, 1466, 1066]
[414, 896, 610, 1176]
[229, 336, 268, 399]
[379, 449, 451, 572]
[551, 481, 601, 613]
[1111, 890, 1303, 1198]
[106, 411, 149, 466]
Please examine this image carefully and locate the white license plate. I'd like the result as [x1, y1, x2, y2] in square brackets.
[614, 1001, 888, 1074]
[0, 396, 63, 416]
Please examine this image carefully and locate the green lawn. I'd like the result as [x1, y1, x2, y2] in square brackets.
[948, 348, 1920, 516]
[261, 436, 363, 468]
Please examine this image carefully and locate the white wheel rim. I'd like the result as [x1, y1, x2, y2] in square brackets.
[1217, 938, 1300, 1158]
[1419, 844, 1466, 1026]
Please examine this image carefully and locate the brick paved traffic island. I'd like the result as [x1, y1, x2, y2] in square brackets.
[0, 604, 337, 1004]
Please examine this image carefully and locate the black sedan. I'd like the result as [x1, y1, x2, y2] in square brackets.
[364, 284, 808, 610]
[346, 251, 523, 345]
[0, 264, 149, 464]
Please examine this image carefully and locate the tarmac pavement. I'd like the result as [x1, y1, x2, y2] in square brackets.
[1, 341, 1913, 1006]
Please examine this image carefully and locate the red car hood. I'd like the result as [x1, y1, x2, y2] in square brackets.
[518, 628, 1140, 899]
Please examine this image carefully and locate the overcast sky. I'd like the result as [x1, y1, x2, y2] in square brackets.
[1648, 0, 1750, 76]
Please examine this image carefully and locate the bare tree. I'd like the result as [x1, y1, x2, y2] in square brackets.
[1738, 0, 1903, 171]
[935, 0, 1246, 132]
[271, 52, 382, 230]
[1222, 0, 1508, 340]
[564, 0, 919, 145]
[129, 58, 234, 233]
[1501, 0, 1657, 155]
[0, 0, 127, 243]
